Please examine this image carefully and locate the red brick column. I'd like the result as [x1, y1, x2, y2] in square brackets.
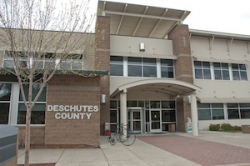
[95, 16, 110, 135]
[169, 25, 193, 132]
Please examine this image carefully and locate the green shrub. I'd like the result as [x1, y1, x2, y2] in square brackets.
[221, 123, 234, 131]
[209, 124, 220, 131]
[234, 125, 242, 131]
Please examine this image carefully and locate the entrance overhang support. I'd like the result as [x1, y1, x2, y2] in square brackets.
[120, 89, 127, 136]
[191, 93, 198, 136]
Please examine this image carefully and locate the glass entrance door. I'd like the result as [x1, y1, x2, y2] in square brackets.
[128, 107, 143, 134]
[150, 110, 161, 132]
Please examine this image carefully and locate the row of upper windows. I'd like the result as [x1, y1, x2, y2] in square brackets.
[198, 103, 250, 120]
[110, 56, 174, 78]
[111, 57, 248, 81]
[194, 61, 248, 81]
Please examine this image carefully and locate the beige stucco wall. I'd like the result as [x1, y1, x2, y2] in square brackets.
[190, 36, 250, 62]
[110, 35, 174, 58]
[190, 36, 250, 101]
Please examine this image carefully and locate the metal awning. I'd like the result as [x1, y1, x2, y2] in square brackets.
[97, 1, 190, 39]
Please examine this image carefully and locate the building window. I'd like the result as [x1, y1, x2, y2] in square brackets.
[0, 83, 11, 124]
[18, 84, 46, 124]
[194, 61, 211, 79]
[110, 56, 123, 76]
[128, 57, 156, 77]
[161, 59, 174, 78]
[198, 103, 224, 120]
[232, 64, 247, 80]
[213, 62, 230, 80]
[227, 103, 250, 119]
[227, 103, 240, 119]
[240, 103, 250, 119]
[3, 51, 83, 70]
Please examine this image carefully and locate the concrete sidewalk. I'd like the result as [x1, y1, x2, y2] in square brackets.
[17, 131, 250, 166]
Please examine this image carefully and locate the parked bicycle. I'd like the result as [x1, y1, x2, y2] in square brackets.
[107, 123, 136, 146]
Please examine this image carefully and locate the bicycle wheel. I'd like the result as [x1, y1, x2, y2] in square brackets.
[107, 135, 112, 142]
[110, 139, 116, 146]
[122, 131, 136, 146]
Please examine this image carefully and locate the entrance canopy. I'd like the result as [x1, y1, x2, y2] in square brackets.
[111, 79, 201, 98]
[97, 1, 190, 39]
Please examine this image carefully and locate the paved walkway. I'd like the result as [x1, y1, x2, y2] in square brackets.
[17, 131, 250, 166]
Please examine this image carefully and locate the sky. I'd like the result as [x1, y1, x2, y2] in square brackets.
[90, 0, 250, 35]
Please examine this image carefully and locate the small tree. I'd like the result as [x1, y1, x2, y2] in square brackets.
[0, 0, 95, 165]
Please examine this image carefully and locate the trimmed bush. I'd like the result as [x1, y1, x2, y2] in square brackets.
[221, 123, 234, 131]
[209, 124, 220, 131]
[234, 125, 242, 131]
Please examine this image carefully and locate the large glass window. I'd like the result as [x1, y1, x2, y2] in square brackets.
[198, 103, 224, 120]
[194, 61, 211, 79]
[213, 63, 230, 80]
[161, 59, 174, 78]
[110, 56, 123, 76]
[240, 103, 250, 119]
[143, 58, 157, 77]
[0, 83, 11, 124]
[232, 64, 247, 80]
[128, 57, 156, 77]
[18, 84, 46, 124]
[198, 103, 211, 120]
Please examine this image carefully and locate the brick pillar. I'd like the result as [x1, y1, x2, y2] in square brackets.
[95, 16, 110, 135]
[169, 24, 193, 132]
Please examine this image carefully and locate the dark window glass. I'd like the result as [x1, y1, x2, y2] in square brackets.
[128, 57, 142, 65]
[110, 56, 123, 76]
[17, 103, 46, 124]
[110, 64, 123, 76]
[203, 69, 211, 79]
[232, 64, 247, 81]
[161, 59, 173, 66]
[240, 109, 250, 119]
[233, 71, 240, 80]
[195, 69, 203, 79]
[0, 83, 11, 101]
[110, 100, 117, 109]
[150, 101, 160, 108]
[162, 110, 176, 122]
[127, 101, 137, 107]
[110, 110, 117, 123]
[212, 109, 224, 120]
[161, 67, 174, 78]
[198, 109, 211, 120]
[194, 61, 211, 79]
[214, 70, 222, 80]
[0, 103, 10, 124]
[143, 66, 157, 77]
[128, 65, 142, 77]
[19, 84, 46, 102]
[162, 101, 175, 108]
[228, 109, 239, 119]
[143, 58, 156, 65]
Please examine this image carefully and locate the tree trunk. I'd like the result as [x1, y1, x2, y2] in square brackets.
[24, 107, 31, 166]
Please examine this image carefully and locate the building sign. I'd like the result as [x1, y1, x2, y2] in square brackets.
[47, 105, 99, 120]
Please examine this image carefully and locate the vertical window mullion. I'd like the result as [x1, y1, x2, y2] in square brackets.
[124, 57, 127, 77]
[211, 63, 215, 80]
[224, 103, 228, 120]
[9, 83, 19, 125]
[156, 59, 161, 78]
[238, 103, 241, 119]
[229, 64, 233, 81]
